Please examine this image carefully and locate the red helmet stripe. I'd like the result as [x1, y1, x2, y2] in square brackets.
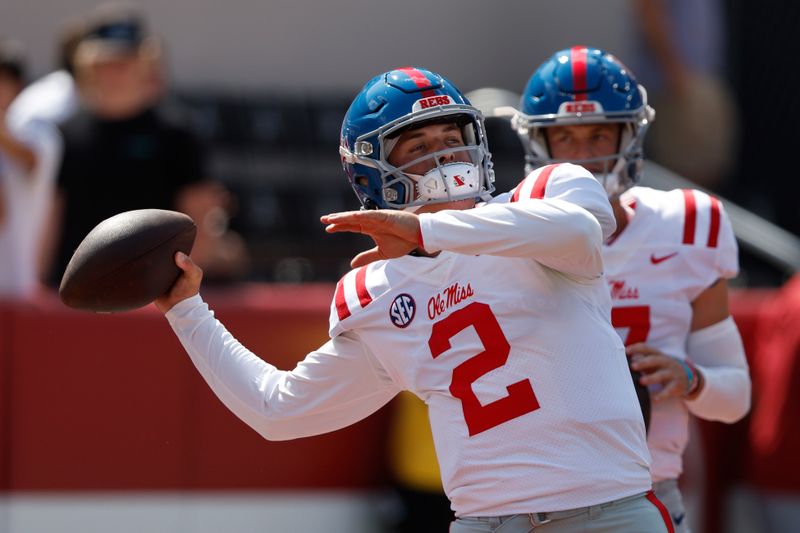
[397, 66, 437, 98]
[707, 196, 721, 248]
[570, 46, 588, 101]
[682, 189, 697, 245]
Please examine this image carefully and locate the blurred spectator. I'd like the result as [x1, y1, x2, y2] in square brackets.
[0, 38, 25, 113]
[0, 36, 27, 232]
[0, 19, 85, 296]
[0, 36, 60, 298]
[745, 275, 800, 532]
[48, 2, 248, 287]
[8, 17, 83, 128]
[629, 0, 739, 189]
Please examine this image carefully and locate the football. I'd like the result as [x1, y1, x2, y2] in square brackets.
[59, 209, 197, 313]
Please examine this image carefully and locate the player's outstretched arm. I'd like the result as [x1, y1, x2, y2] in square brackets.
[321, 210, 422, 267]
[165, 295, 400, 441]
[155, 252, 203, 313]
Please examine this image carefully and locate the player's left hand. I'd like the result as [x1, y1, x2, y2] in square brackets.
[321, 210, 422, 268]
[627, 343, 691, 402]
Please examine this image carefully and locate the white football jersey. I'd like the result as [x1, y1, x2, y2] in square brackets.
[167, 164, 652, 518]
[602, 186, 738, 481]
[330, 164, 650, 515]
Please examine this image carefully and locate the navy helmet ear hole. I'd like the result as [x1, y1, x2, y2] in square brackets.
[384, 182, 407, 205]
[362, 198, 380, 210]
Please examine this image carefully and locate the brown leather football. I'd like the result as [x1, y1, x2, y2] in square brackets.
[59, 209, 196, 313]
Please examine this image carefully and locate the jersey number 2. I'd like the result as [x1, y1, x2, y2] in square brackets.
[429, 302, 540, 436]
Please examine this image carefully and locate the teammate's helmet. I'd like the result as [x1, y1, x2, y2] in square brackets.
[513, 46, 655, 196]
[340, 67, 495, 210]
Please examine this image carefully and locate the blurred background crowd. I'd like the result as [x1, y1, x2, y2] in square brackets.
[1, 1, 798, 532]
[3, 0, 797, 291]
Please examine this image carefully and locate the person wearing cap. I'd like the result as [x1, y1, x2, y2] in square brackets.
[0, 36, 64, 298]
[49, 2, 249, 287]
[1, 19, 87, 298]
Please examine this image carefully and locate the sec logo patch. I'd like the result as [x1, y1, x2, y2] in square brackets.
[389, 293, 416, 328]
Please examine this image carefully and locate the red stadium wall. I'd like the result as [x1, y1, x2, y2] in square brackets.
[0, 285, 391, 493]
[0, 285, 783, 532]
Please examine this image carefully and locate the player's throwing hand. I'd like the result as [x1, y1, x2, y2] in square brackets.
[155, 252, 203, 313]
[321, 210, 424, 267]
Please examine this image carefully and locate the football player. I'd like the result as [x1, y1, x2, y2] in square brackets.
[157, 67, 673, 532]
[511, 46, 752, 532]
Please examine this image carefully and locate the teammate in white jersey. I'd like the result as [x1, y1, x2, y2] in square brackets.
[157, 67, 673, 532]
[511, 47, 752, 532]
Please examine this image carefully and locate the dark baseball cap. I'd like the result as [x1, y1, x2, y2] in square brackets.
[77, 2, 148, 59]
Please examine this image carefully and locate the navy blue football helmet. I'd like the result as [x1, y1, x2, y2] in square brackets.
[340, 67, 495, 210]
[513, 46, 654, 196]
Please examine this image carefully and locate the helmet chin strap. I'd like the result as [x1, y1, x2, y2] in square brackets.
[593, 155, 631, 197]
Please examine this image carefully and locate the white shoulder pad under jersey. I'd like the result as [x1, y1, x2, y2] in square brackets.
[492, 162, 616, 241]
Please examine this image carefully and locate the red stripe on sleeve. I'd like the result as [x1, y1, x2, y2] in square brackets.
[646, 491, 676, 533]
[334, 277, 351, 321]
[416, 225, 426, 250]
[707, 196, 721, 248]
[355, 266, 373, 309]
[510, 183, 522, 202]
[570, 46, 588, 101]
[682, 189, 697, 245]
[530, 164, 559, 199]
[397, 66, 437, 98]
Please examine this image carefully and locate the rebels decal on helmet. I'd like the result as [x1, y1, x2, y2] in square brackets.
[562, 102, 601, 114]
[413, 95, 455, 112]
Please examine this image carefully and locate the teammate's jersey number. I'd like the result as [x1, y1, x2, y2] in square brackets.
[428, 302, 540, 436]
[611, 305, 651, 346]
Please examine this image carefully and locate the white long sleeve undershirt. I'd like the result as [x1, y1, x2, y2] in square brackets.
[166, 295, 400, 440]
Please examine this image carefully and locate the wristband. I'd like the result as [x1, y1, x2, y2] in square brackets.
[686, 361, 702, 396]
[675, 358, 697, 396]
